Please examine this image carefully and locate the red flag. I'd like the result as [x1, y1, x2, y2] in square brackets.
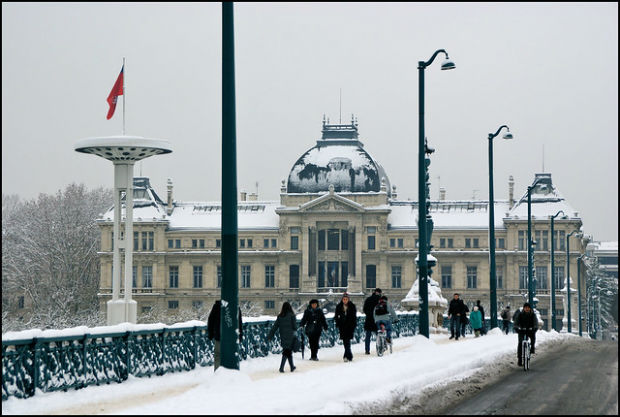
[106, 65, 124, 120]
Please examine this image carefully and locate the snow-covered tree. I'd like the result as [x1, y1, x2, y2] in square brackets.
[2, 184, 113, 332]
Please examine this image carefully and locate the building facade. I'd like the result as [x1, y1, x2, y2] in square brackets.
[96, 120, 587, 330]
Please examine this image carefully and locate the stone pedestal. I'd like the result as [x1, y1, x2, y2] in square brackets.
[560, 276, 577, 334]
[401, 277, 448, 334]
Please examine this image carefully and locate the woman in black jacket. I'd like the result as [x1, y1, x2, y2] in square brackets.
[334, 292, 357, 362]
[300, 299, 328, 361]
[267, 301, 298, 372]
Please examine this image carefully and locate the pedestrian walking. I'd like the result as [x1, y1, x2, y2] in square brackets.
[363, 288, 382, 354]
[335, 292, 357, 362]
[207, 300, 243, 371]
[300, 298, 328, 361]
[476, 300, 486, 335]
[267, 301, 298, 373]
[500, 305, 511, 334]
[447, 293, 466, 340]
[460, 302, 470, 338]
[470, 305, 483, 337]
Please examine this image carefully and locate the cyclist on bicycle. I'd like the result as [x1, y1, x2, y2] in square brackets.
[514, 302, 539, 367]
[374, 295, 398, 344]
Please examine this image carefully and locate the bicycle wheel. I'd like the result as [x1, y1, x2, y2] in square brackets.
[376, 335, 384, 357]
[523, 341, 530, 371]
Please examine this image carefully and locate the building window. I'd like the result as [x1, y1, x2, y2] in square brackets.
[448, 238, 454, 248]
[247, 239, 253, 248]
[441, 265, 452, 288]
[240, 239, 245, 248]
[168, 239, 173, 249]
[341, 262, 349, 287]
[465, 238, 471, 248]
[327, 229, 339, 250]
[440, 238, 446, 248]
[192, 300, 203, 310]
[217, 265, 222, 288]
[216, 239, 221, 248]
[391, 265, 402, 288]
[397, 238, 404, 248]
[341, 229, 349, 250]
[134, 232, 139, 251]
[519, 266, 528, 290]
[290, 264, 300, 288]
[538, 308, 548, 316]
[366, 264, 376, 289]
[264, 239, 269, 248]
[141, 231, 148, 251]
[111, 231, 114, 250]
[193, 265, 203, 288]
[168, 300, 179, 309]
[318, 230, 326, 251]
[169, 266, 179, 288]
[148, 232, 154, 250]
[496, 266, 503, 289]
[518, 231, 525, 251]
[192, 239, 198, 248]
[290, 235, 299, 250]
[241, 265, 251, 288]
[466, 266, 477, 289]
[175, 239, 181, 249]
[536, 266, 547, 289]
[18, 296, 24, 309]
[265, 265, 275, 288]
[497, 238, 505, 249]
[368, 235, 375, 250]
[473, 238, 479, 248]
[542, 230, 548, 251]
[553, 266, 564, 290]
[271, 238, 277, 248]
[142, 266, 153, 288]
[327, 261, 339, 287]
[265, 300, 275, 309]
[133, 266, 137, 288]
[318, 261, 325, 287]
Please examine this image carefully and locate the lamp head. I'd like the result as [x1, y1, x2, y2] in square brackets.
[502, 131, 513, 140]
[441, 57, 456, 70]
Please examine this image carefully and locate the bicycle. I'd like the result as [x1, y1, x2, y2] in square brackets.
[376, 323, 392, 357]
[519, 327, 533, 371]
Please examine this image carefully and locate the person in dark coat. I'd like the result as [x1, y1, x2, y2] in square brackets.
[334, 292, 357, 362]
[267, 301, 298, 372]
[447, 293, 466, 340]
[207, 300, 243, 371]
[514, 302, 539, 367]
[362, 288, 382, 354]
[476, 300, 486, 335]
[500, 305, 511, 334]
[300, 299, 328, 361]
[460, 301, 470, 338]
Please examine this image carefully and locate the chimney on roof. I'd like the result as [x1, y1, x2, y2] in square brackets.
[166, 178, 173, 215]
[392, 185, 397, 199]
[440, 187, 446, 201]
[508, 175, 515, 209]
[248, 192, 257, 201]
[240, 190, 247, 201]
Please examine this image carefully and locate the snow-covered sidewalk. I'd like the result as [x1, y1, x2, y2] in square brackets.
[2, 329, 586, 415]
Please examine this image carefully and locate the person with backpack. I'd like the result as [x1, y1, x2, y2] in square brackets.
[300, 299, 328, 361]
[470, 305, 483, 337]
[267, 301, 298, 373]
[500, 305, 511, 334]
[363, 288, 382, 354]
[334, 292, 357, 362]
[374, 295, 398, 344]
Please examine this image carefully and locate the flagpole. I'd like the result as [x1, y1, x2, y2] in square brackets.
[123, 57, 126, 136]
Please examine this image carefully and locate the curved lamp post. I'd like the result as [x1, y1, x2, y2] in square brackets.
[525, 177, 545, 306]
[566, 229, 582, 333]
[417, 48, 455, 338]
[488, 125, 513, 329]
[550, 209, 565, 331]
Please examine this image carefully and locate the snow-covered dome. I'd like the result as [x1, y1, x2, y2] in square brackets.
[287, 118, 391, 195]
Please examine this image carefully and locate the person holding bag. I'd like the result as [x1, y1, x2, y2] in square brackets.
[267, 301, 298, 373]
[335, 292, 357, 362]
[300, 299, 328, 361]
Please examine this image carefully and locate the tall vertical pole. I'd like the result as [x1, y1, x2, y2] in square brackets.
[221, 1, 239, 370]
[122, 57, 126, 136]
[417, 62, 429, 338]
[566, 235, 572, 333]
[550, 216, 556, 331]
[488, 137, 497, 328]
[577, 256, 583, 336]
[527, 187, 533, 306]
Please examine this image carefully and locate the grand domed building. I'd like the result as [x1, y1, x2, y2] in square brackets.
[96, 118, 587, 330]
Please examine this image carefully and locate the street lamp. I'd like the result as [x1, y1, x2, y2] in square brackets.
[488, 125, 513, 329]
[550, 210, 565, 331]
[417, 48, 455, 338]
[566, 229, 582, 333]
[577, 254, 586, 336]
[525, 177, 545, 306]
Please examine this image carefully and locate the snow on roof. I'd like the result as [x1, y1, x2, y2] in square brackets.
[167, 201, 281, 231]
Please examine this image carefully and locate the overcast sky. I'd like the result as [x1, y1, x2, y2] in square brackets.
[2, 2, 618, 241]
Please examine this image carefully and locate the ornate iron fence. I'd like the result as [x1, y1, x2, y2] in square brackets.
[2, 313, 418, 400]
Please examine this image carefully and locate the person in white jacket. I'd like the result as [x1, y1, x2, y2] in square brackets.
[374, 295, 398, 343]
